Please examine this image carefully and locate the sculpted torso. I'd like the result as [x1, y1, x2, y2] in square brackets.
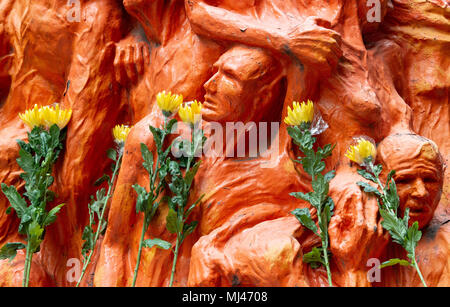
[0, 0, 448, 287]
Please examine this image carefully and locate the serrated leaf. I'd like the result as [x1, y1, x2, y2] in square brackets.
[0, 243, 26, 262]
[149, 126, 163, 152]
[143, 238, 172, 250]
[357, 169, 377, 183]
[404, 221, 422, 261]
[379, 208, 406, 246]
[17, 148, 35, 174]
[140, 143, 154, 174]
[1, 183, 27, 219]
[291, 208, 318, 235]
[357, 181, 381, 197]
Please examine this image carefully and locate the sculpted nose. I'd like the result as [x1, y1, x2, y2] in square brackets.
[204, 73, 218, 94]
[411, 178, 428, 198]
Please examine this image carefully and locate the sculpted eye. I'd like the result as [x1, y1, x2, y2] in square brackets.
[423, 176, 437, 183]
[395, 177, 412, 184]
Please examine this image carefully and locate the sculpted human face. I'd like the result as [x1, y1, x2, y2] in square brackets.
[394, 159, 442, 228]
[380, 138, 444, 229]
[202, 47, 279, 123]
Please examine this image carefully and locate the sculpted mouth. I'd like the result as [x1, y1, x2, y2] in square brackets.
[203, 95, 218, 111]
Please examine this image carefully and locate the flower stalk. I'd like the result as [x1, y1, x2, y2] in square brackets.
[77, 126, 129, 287]
[0, 104, 71, 287]
[285, 101, 335, 287]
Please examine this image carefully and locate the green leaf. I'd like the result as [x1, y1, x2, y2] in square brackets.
[166, 208, 178, 234]
[303, 247, 325, 269]
[184, 161, 201, 187]
[140, 143, 154, 174]
[143, 238, 172, 250]
[184, 195, 204, 219]
[168, 161, 181, 177]
[107, 148, 117, 162]
[42, 204, 65, 227]
[166, 119, 178, 134]
[0, 243, 26, 262]
[379, 258, 411, 269]
[404, 221, 422, 261]
[357, 169, 377, 183]
[373, 164, 383, 177]
[384, 179, 400, 213]
[149, 126, 163, 152]
[81, 226, 95, 258]
[357, 181, 381, 197]
[1, 183, 28, 219]
[291, 208, 318, 235]
[324, 170, 336, 183]
[28, 221, 44, 253]
[17, 148, 35, 174]
[290, 191, 317, 208]
[379, 208, 406, 246]
[132, 184, 150, 213]
[94, 174, 110, 186]
[183, 221, 198, 237]
[385, 170, 396, 187]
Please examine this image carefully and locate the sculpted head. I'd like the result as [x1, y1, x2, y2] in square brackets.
[378, 134, 445, 228]
[202, 45, 283, 124]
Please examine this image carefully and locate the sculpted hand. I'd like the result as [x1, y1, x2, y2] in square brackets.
[328, 169, 389, 285]
[285, 18, 342, 75]
[114, 41, 149, 85]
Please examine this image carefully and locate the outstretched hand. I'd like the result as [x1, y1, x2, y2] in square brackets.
[114, 41, 149, 85]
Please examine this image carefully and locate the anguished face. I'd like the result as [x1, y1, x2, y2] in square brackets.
[379, 134, 444, 228]
[202, 45, 282, 124]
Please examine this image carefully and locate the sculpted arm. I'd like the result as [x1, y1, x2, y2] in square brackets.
[185, 0, 342, 73]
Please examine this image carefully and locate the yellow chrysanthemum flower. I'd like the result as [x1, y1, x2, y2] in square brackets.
[19, 104, 42, 129]
[178, 100, 202, 125]
[39, 104, 72, 129]
[156, 91, 183, 116]
[113, 125, 131, 143]
[345, 138, 376, 165]
[284, 100, 314, 126]
[19, 104, 72, 130]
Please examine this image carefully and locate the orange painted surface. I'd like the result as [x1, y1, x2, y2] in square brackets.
[0, 0, 448, 286]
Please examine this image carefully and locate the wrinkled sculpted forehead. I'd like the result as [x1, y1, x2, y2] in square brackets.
[378, 133, 445, 178]
[216, 45, 281, 83]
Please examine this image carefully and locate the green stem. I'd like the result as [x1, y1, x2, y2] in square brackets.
[169, 236, 180, 287]
[132, 219, 148, 287]
[412, 255, 427, 287]
[76, 151, 123, 287]
[317, 213, 332, 287]
[23, 238, 32, 287]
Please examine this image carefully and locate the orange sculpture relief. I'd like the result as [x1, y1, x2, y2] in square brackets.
[0, 0, 448, 287]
